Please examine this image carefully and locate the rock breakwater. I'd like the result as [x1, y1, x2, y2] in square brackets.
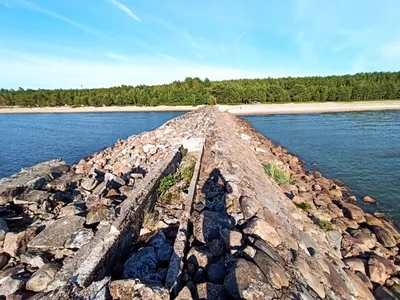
[0, 107, 399, 299]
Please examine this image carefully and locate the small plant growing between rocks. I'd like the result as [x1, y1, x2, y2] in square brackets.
[317, 219, 334, 231]
[158, 174, 178, 194]
[264, 162, 292, 184]
[180, 161, 195, 183]
[295, 202, 311, 210]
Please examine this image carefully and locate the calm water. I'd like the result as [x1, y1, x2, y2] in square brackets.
[1, 111, 399, 223]
[242, 110, 400, 223]
[0, 112, 184, 178]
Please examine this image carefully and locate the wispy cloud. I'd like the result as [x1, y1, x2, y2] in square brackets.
[195, 53, 204, 60]
[20, 0, 106, 38]
[107, 0, 141, 22]
[183, 30, 204, 50]
[235, 32, 246, 45]
[0, 1, 12, 8]
[105, 52, 130, 62]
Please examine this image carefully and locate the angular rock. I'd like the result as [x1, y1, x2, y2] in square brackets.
[365, 213, 384, 227]
[206, 238, 225, 257]
[353, 230, 377, 249]
[28, 215, 85, 251]
[344, 270, 374, 300]
[187, 247, 209, 268]
[0, 218, 8, 241]
[374, 286, 397, 300]
[156, 243, 173, 262]
[253, 238, 285, 265]
[343, 258, 367, 274]
[390, 284, 400, 298]
[3, 229, 35, 258]
[239, 196, 261, 220]
[123, 247, 158, 282]
[109, 279, 136, 300]
[368, 256, 397, 285]
[175, 286, 193, 300]
[193, 211, 229, 243]
[329, 188, 342, 200]
[86, 205, 109, 225]
[254, 250, 289, 289]
[0, 276, 25, 296]
[243, 218, 281, 247]
[220, 229, 242, 249]
[65, 228, 94, 249]
[374, 227, 397, 248]
[0, 253, 9, 270]
[26, 263, 61, 292]
[355, 271, 373, 290]
[81, 177, 98, 191]
[342, 203, 366, 223]
[295, 257, 325, 299]
[197, 282, 227, 300]
[207, 257, 226, 284]
[331, 217, 359, 231]
[57, 204, 85, 218]
[224, 259, 268, 299]
[13, 189, 51, 205]
[325, 230, 342, 254]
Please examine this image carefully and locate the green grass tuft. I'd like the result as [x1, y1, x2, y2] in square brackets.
[264, 163, 292, 184]
[295, 202, 311, 210]
[318, 220, 334, 231]
[180, 161, 195, 183]
[158, 174, 178, 194]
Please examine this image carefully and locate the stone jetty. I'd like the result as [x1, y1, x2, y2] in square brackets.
[0, 106, 399, 299]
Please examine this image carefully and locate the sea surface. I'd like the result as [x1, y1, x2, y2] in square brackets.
[242, 110, 400, 224]
[1, 110, 399, 224]
[0, 112, 184, 178]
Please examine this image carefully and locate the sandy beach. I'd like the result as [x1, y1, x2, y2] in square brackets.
[1, 101, 400, 115]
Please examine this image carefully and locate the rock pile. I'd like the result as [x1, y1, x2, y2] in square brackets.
[1, 106, 399, 299]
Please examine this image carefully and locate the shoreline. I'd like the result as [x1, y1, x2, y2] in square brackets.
[0, 100, 399, 114]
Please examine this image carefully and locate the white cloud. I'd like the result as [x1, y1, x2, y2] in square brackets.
[195, 53, 204, 60]
[105, 52, 130, 62]
[234, 32, 246, 45]
[107, 0, 140, 22]
[20, 0, 106, 38]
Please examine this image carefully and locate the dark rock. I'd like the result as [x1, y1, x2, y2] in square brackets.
[196, 282, 227, 300]
[193, 211, 229, 243]
[253, 238, 285, 265]
[207, 239, 225, 257]
[0, 218, 8, 241]
[253, 250, 289, 289]
[149, 231, 166, 248]
[123, 247, 158, 283]
[224, 259, 269, 299]
[207, 257, 226, 284]
[13, 189, 51, 205]
[0, 252, 10, 270]
[156, 243, 173, 262]
[390, 284, 400, 298]
[374, 286, 397, 300]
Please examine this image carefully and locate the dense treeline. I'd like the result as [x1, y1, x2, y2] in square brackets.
[1, 72, 400, 107]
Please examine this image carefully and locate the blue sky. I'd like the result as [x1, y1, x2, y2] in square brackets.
[1, 0, 400, 89]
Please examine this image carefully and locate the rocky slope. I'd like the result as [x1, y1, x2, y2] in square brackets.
[0, 107, 399, 299]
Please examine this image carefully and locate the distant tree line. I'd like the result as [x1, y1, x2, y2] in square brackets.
[1, 72, 399, 107]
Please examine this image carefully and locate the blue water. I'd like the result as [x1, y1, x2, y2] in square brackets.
[0, 112, 184, 179]
[242, 110, 400, 223]
[1, 110, 399, 223]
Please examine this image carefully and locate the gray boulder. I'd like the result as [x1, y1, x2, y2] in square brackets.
[123, 247, 158, 282]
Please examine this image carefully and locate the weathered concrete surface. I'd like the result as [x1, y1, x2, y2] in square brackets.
[1, 106, 399, 299]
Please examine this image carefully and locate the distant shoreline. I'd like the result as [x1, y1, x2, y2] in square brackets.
[1, 101, 400, 115]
